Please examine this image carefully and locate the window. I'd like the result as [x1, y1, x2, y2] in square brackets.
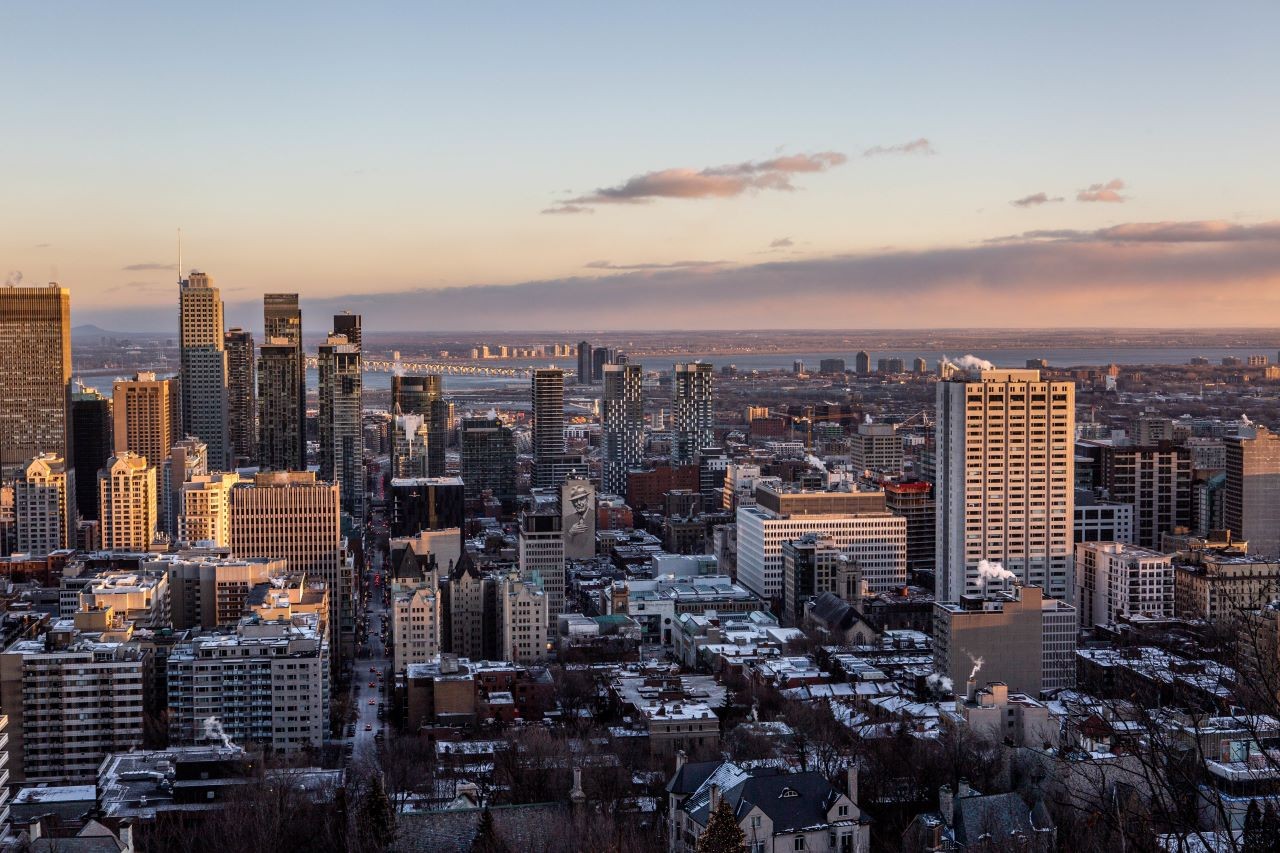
[794, 837, 806, 851]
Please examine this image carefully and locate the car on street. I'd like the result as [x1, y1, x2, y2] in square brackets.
[365, 724, 372, 731]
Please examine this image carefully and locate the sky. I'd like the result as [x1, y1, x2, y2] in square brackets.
[4, 2, 1280, 331]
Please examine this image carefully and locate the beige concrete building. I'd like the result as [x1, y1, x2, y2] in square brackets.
[229, 471, 351, 660]
[0, 612, 145, 784]
[392, 584, 441, 674]
[1175, 550, 1280, 621]
[1075, 541, 1174, 627]
[162, 436, 207, 538]
[934, 585, 1078, 697]
[936, 369, 1075, 603]
[79, 570, 170, 629]
[97, 452, 157, 551]
[736, 486, 906, 600]
[177, 472, 240, 546]
[1225, 426, 1280, 556]
[945, 681, 1058, 749]
[518, 508, 564, 633]
[178, 271, 230, 470]
[0, 284, 71, 473]
[15, 453, 73, 555]
[498, 570, 548, 665]
[112, 371, 180, 469]
[154, 554, 285, 630]
[850, 422, 903, 476]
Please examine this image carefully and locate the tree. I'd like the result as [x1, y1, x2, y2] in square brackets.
[356, 774, 396, 850]
[697, 798, 745, 853]
[471, 808, 510, 853]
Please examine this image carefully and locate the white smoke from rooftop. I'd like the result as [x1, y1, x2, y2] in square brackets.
[926, 673, 954, 695]
[203, 716, 235, 750]
[967, 654, 985, 682]
[976, 559, 1017, 586]
[940, 354, 995, 372]
[863, 413, 873, 424]
[4, 271, 22, 287]
[806, 454, 828, 475]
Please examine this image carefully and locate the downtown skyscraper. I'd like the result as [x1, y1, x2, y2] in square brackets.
[531, 367, 566, 488]
[935, 368, 1075, 603]
[601, 362, 644, 496]
[0, 283, 72, 474]
[391, 374, 446, 477]
[178, 272, 230, 470]
[671, 362, 714, 465]
[258, 294, 305, 471]
[224, 327, 257, 467]
[318, 317, 364, 526]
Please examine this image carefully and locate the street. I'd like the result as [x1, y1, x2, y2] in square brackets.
[351, 519, 391, 763]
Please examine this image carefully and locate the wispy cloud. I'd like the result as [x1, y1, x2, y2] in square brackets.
[540, 204, 594, 215]
[770, 237, 794, 248]
[122, 262, 179, 271]
[584, 259, 726, 271]
[1011, 192, 1064, 208]
[991, 220, 1280, 244]
[1077, 178, 1127, 203]
[542, 151, 846, 214]
[862, 138, 935, 157]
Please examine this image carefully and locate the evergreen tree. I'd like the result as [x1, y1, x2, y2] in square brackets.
[471, 807, 510, 853]
[357, 775, 396, 850]
[1244, 800, 1264, 853]
[697, 798, 746, 853]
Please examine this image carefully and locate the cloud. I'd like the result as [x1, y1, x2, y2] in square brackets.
[770, 237, 794, 248]
[584, 259, 726, 271]
[1010, 192, 1064, 208]
[991, 220, 1280, 245]
[540, 204, 593, 215]
[34, 243, 51, 249]
[1077, 178, 1126, 203]
[122, 262, 179, 271]
[543, 151, 846, 213]
[218, 217, 1280, 331]
[862, 138, 935, 157]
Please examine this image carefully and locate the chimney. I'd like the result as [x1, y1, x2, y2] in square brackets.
[958, 778, 974, 799]
[675, 749, 687, 776]
[966, 678, 977, 704]
[938, 785, 954, 827]
[709, 783, 721, 811]
[846, 762, 858, 806]
[570, 767, 586, 806]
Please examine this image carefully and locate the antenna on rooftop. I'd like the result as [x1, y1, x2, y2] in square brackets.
[177, 227, 183, 285]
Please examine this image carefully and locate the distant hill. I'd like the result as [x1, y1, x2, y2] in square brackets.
[71, 324, 169, 342]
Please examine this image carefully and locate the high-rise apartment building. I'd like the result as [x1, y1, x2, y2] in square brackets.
[855, 351, 871, 375]
[1, 613, 145, 784]
[229, 471, 350, 659]
[318, 325, 364, 526]
[224, 327, 257, 466]
[157, 554, 285, 630]
[167, 616, 327, 753]
[332, 311, 361, 347]
[499, 570, 549, 664]
[112, 371, 180, 468]
[162, 437, 207, 539]
[936, 369, 1075, 603]
[177, 472, 240, 547]
[1095, 441, 1192, 550]
[884, 480, 936, 574]
[15, 453, 73, 555]
[1225, 426, 1280, 555]
[449, 555, 498, 661]
[391, 375, 446, 477]
[1074, 541, 1173, 627]
[602, 363, 645, 496]
[0, 283, 72, 473]
[532, 368, 566, 488]
[577, 340, 593, 385]
[98, 452, 157, 551]
[671, 362, 713, 465]
[70, 383, 111, 521]
[518, 508, 564, 633]
[460, 416, 517, 505]
[178, 272, 230, 469]
[258, 294, 305, 471]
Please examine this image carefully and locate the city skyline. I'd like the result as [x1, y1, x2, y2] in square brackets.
[5, 3, 1280, 331]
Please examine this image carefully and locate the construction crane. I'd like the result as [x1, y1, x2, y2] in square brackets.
[766, 406, 855, 452]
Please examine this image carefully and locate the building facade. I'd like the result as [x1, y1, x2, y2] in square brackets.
[1225, 426, 1280, 556]
[671, 362, 713, 465]
[16, 454, 73, 556]
[98, 452, 157, 551]
[224, 327, 257, 467]
[259, 293, 305, 471]
[602, 363, 645, 496]
[0, 284, 72, 473]
[178, 272, 230, 470]
[317, 326, 364, 526]
[936, 369, 1075, 603]
[532, 368, 566, 488]
[1075, 541, 1174, 627]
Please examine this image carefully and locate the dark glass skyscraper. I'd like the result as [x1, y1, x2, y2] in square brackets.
[577, 340, 592, 385]
[70, 382, 111, 520]
[258, 294, 305, 471]
[318, 318, 364, 526]
[460, 416, 516, 505]
[224, 327, 256, 467]
[389, 476, 464, 537]
[391, 374, 447, 477]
